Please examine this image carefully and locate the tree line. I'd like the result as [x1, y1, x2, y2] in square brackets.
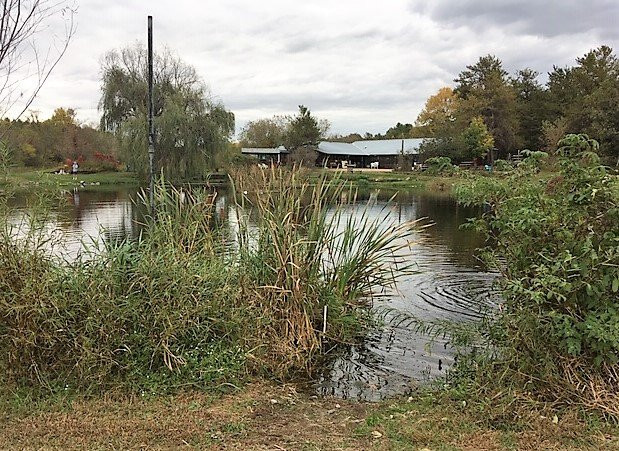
[239, 111, 416, 149]
[239, 106, 330, 149]
[414, 45, 619, 164]
[1, 43, 236, 180]
[0, 108, 118, 171]
[240, 45, 618, 166]
[4, 43, 617, 177]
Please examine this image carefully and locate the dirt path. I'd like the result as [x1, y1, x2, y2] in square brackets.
[2, 383, 617, 450]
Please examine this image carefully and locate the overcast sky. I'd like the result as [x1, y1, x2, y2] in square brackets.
[27, 0, 619, 136]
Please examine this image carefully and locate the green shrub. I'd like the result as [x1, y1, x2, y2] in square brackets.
[493, 159, 512, 172]
[425, 156, 456, 175]
[455, 134, 619, 416]
[518, 149, 549, 173]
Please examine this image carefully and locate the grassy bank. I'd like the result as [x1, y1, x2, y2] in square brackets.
[0, 168, 140, 190]
[310, 169, 462, 193]
[2, 382, 617, 449]
[309, 168, 563, 197]
[0, 165, 539, 195]
[2, 166, 464, 195]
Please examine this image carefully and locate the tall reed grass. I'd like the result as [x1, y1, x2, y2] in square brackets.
[0, 185, 245, 394]
[232, 166, 422, 375]
[0, 166, 422, 393]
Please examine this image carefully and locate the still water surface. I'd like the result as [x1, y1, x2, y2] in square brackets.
[6, 186, 497, 401]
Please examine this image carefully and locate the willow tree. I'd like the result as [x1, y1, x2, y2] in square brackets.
[99, 44, 234, 180]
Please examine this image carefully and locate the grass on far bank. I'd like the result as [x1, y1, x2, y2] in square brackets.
[1, 381, 617, 450]
[1, 165, 565, 196]
[308, 169, 462, 194]
[308, 167, 563, 196]
[0, 167, 140, 190]
[2, 166, 463, 194]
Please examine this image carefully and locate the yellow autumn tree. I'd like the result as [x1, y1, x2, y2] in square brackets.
[48, 108, 78, 128]
[414, 87, 459, 137]
[461, 116, 494, 159]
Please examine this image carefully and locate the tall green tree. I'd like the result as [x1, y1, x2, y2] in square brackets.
[548, 46, 619, 162]
[283, 105, 326, 150]
[239, 116, 289, 148]
[99, 44, 234, 180]
[455, 55, 519, 157]
[512, 69, 551, 150]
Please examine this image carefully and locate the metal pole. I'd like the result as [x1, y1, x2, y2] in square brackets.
[147, 15, 155, 213]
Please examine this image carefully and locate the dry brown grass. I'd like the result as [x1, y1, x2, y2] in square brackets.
[560, 358, 619, 419]
[2, 382, 617, 450]
[1, 383, 369, 450]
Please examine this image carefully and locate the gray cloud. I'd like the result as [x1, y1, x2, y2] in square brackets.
[21, 0, 619, 136]
[283, 28, 388, 54]
[411, 0, 619, 40]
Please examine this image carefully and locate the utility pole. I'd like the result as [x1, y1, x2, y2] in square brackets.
[147, 15, 155, 213]
[400, 136, 405, 171]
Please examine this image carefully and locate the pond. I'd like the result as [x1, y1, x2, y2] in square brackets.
[4, 185, 497, 401]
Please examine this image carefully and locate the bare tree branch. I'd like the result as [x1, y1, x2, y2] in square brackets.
[0, 0, 76, 137]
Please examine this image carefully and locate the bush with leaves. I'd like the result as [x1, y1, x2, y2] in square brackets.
[492, 159, 512, 172]
[518, 149, 549, 173]
[455, 134, 619, 417]
[425, 156, 457, 175]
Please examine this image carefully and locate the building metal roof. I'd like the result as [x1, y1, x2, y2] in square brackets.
[242, 139, 425, 157]
[318, 139, 423, 156]
[317, 141, 365, 156]
[353, 139, 424, 155]
[241, 145, 288, 155]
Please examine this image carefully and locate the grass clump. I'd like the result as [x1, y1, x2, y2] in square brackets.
[0, 184, 245, 395]
[232, 166, 421, 376]
[0, 166, 421, 396]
